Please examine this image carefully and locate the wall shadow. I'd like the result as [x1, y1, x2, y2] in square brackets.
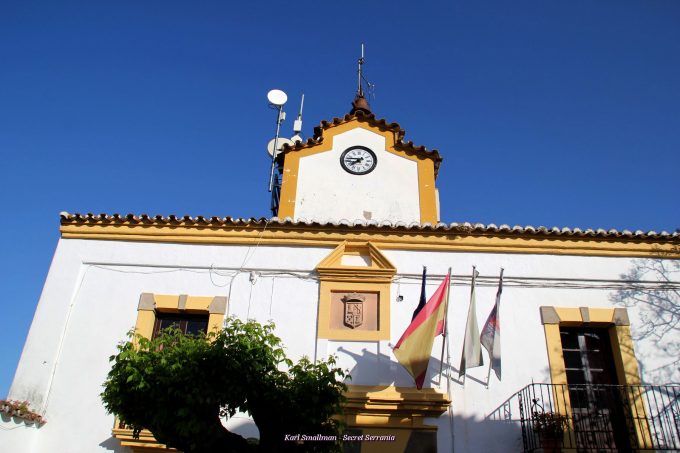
[609, 254, 680, 383]
[335, 344, 529, 452]
[98, 435, 125, 452]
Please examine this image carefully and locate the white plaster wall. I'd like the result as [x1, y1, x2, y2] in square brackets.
[293, 128, 420, 223]
[0, 419, 40, 452]
[6, 237, 679, 453]
[7, 239, 331, 453]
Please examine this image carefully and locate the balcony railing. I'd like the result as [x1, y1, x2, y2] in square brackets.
[518, 383, 680, 452]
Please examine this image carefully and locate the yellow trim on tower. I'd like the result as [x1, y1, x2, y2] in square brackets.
[415, 155, 438, 224]
[277, 118, 439, 223]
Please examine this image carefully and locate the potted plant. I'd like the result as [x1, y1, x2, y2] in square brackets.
[532, 411, 568, 453]
[0, 399, 46, 425]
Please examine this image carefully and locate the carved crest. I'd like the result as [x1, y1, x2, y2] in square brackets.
[342, 293, 365, 328]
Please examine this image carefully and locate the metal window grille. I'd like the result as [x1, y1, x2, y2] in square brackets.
[518, 383, 680, 452]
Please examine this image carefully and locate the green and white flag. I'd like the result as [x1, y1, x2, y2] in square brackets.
[459, 267, 483, 378]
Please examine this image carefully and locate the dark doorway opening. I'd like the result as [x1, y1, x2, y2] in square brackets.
[560, 327, 634, 452]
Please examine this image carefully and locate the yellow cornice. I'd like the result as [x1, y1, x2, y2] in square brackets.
[316, 241, 397, 282]
[60, 222, 680, 258]
[315, 268, 395, 283]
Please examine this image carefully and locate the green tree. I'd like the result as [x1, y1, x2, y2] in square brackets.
[102, 318, 347, 453]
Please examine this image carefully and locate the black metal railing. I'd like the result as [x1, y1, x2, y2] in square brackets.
[518, 383, 680, 452]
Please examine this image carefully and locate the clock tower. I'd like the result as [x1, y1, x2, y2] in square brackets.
[275, 95, 442, 224]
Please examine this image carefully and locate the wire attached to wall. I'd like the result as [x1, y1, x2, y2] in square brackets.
[269, 277, 276, 318]
[86, 262, 680, 292]
[41, 264, 92, 417]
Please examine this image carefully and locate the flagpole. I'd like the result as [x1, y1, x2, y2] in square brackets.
[437, 267, 452, 385]
[485, 351, 492, 389]
[485, 270, 493, 386]
[445, 314, 456, 453]
[442, 268, 456, 452]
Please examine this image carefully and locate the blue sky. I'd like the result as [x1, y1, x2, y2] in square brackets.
[1, 1, 679, 397]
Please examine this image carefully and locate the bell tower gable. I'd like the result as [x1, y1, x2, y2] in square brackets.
[277, 112, 441, 224]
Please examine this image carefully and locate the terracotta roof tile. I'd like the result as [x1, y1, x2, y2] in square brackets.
[59, 212, 680, 241]
[279, 110, 443, 177]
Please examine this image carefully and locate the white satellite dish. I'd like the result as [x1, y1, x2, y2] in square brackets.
[267, 89, 288, 106]
[267, 137, 294, 157]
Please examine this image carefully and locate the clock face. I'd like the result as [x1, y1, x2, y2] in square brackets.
[340, 146, 377, 175]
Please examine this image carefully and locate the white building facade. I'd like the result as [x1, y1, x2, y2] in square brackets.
[4, 102, 680, 453]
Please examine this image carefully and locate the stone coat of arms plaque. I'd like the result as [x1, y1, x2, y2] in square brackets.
[342, 293, 365, 328]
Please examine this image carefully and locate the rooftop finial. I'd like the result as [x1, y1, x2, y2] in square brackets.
[352, 43, 372, 114]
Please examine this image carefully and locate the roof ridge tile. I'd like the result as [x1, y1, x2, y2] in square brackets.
[57, 212, 680, 241]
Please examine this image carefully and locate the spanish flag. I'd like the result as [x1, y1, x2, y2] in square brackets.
[393, 272, 450, 389]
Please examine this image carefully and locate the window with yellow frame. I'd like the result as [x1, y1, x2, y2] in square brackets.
[540, 306, 653, 449]
[135, 293, 227, 339]
[113, 293, 228, 452]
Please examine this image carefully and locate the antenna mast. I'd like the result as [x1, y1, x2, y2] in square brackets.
[351, 44, 373, 114]
[265, 89, 288, 214]
[357, 43, 365, 98]
[292, 94, 304, 143]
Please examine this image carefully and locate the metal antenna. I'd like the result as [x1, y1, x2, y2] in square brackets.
[357, 43, 365, 97]
[293, 94, 304, 134]
[356, 44, 375, 101]
[268, 107, 285, 193]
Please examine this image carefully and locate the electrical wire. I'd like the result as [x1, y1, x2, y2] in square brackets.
[86, 262, 679, 292]
[208, 264, 234, 287]
[40, 264, 91, 416]
[246, 278, 254, 319]
[269, 277, 276, 318]
[236, 218, 271, 270]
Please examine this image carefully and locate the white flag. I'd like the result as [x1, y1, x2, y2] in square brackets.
[459, 268, 483, 377]
[481, 269, 503, 380]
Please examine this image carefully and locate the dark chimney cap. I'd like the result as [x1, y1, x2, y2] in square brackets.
[350, 95, 371, 114]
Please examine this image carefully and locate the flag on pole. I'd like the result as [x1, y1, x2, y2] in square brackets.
[412, 266, 427, 320]
[481, 269, 504, 381]
[436, 267, 453, 384]
[459, 267, 483, 378]
[393, 272, 450, 389]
